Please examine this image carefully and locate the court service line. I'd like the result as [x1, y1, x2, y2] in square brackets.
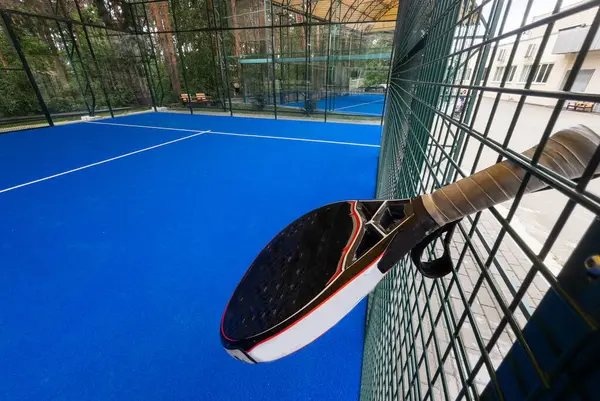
[86, 120, 380, 148]
[0, 131, 209, 194]
[334, 99, 384, 111]
[336, 111, 382, 116]
[208, 131, 380, 148]
[86, 121, 200, 132]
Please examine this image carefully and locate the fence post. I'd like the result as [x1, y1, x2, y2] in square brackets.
[379, 23, 397, 127]
[140, 2, 166, 107]
[47, 0, 97, 116]
[324, 0, 333, 122]
[269, 0, 278, 119]
[129, 3, 158, 111]
[209, 0, 233, 116]
[170, 0, 193, 115]
[303, 1, 311, 115]
[1, 11, 53, 127]
[73, 0, 114, 117]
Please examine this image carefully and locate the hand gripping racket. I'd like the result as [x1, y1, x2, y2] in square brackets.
[221, 125, 600, 364]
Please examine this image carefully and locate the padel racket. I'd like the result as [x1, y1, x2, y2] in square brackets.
[221, 125, 600, 364]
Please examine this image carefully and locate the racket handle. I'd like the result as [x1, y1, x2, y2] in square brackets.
[421, 125, 600, 226]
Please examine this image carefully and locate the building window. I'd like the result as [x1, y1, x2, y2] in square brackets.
[534, 63, 554, 83]
[491, 66, 516, 82]
[492, 66, 505, 81]
[497, 49, 507, 62]
[519, 63, 554, 83]
[520, 65, 532, 82]
[507, 66, 517, 82]
[525, 43, 537, 58]
[481, 67, 489, 83]
[466, 67, 473, 81]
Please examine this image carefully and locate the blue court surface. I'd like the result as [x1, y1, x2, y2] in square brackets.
[0, 112, 381, 401]
[287, 93, 385, 116]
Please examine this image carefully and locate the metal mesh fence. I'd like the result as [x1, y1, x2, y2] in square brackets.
[0, 0, 154, 130]
[2, 0, 600, 398]
[0, 0, 397, 131]
[0, 15, 50, 132]
[362, 0, 600, 400]
[0, 63, 50, 132]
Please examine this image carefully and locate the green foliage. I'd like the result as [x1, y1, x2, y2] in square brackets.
[0, 3, 157, 119]
[364, 68, 388, 87]
[0, 0, 394, 121]
[0, 20, 48, 117]
[252, 92, 265, 110]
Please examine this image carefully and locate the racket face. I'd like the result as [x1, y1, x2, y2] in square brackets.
[221, 199, 411, 363]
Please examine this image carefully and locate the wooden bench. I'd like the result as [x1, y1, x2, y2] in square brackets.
[180, 93, 196, 104]
[566, 101, 595, 112]
[180, 93, 213, 106]
[196, 93, 211, 103]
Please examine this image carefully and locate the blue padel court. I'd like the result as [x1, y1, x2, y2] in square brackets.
[0, 112, 381, 401]
[285, 93, 385, 116]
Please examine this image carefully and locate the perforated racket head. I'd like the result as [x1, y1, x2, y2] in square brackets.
[220, 199, 414, 363]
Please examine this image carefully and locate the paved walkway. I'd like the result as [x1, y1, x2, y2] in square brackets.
[413, 98, 598, 398]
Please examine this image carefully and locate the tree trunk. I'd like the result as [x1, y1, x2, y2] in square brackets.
[149, 2, 181, 95]
[228, 0, 241, 57]
[257, 0, 268, 83]
[0, 50, 7, 67]
[297, 15, 306, 50]
[94, 0, 113, 27]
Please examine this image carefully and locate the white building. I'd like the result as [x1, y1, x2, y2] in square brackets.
[462, 1, 600, 108]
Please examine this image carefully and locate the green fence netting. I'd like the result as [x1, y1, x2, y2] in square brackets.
[0, 0, 397, 130]
[361, 0, 600, 400]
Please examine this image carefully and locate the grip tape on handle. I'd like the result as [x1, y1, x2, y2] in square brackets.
[421, 125, 600, 227]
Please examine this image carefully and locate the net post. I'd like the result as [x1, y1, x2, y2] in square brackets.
[1, 11, 53, 127]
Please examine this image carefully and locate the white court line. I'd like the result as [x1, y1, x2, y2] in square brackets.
[209, 131, 380, 148]
[87, 120, 380, 148]
[0, 130, 209, 194]
[334, 99, 384, 111]
[332, 111, 382, 116]
[86, 121, 199, 132]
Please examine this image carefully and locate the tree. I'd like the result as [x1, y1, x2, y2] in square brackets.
[0, 0, 395, 119]
[149, 2, 181, 95]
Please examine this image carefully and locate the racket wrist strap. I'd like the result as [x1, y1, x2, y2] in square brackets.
[378, 196, 437, 273]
